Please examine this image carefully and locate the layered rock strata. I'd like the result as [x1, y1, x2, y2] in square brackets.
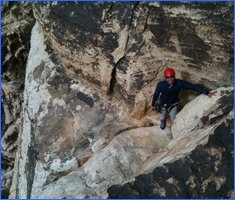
[32, 2, 233, 116]
[1, 2, 233, 199]
[9, 22, 233, 198]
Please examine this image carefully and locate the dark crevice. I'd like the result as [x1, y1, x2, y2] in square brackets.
[108, 3, 140, 96]
[26, 124, 37, 198]
[108, 57, 124, 95]
[107, 3, 114, 13]
[108, 65, 117, 95]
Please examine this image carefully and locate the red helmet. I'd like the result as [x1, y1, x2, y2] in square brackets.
[164, 68, 175, 78]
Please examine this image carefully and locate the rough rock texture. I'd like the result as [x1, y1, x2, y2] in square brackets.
[9, 21, 234, 198]
[108, 104, 234, 198]
[32, 2, 233, 116]
[1, 2, 35, 198]
[2, 2, 234, 199]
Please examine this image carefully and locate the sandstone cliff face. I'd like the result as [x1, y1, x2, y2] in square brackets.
[1, 2, 233, 199]
[32, 2, 233, 116]
[108, 90, 234, 198]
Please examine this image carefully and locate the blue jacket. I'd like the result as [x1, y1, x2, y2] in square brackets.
[152, 79, 209, 107]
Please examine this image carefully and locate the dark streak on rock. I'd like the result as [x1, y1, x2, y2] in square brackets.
[130, 70, 144, 91]
[77, 91, 94, 108]
[47, 74, 72, 92]
[26, 125, 37, 198]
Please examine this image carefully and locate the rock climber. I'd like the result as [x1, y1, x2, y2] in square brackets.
[152, 68, 217, 130]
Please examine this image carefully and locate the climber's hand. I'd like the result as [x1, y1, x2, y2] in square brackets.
[208, 91, 217, 98]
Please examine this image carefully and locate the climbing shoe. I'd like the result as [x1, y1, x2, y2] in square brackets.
[160, 120, 166, 130]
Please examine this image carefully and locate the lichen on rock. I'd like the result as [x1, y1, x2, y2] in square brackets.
[2, 2, 233, 199]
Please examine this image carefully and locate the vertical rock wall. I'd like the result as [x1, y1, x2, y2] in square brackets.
[32, 2, 233, 115]
[2, 2, 234, 199]
[1, 2, 35, 198]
